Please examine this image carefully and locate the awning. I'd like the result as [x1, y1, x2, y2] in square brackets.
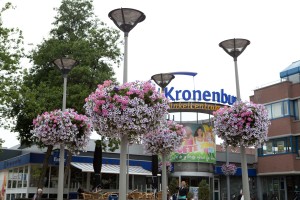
[71, 162, 152, 176]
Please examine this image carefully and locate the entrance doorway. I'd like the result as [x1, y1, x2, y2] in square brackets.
[214, 178, 220, 200]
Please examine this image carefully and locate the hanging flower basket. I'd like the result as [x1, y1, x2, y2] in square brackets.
[84, 80, 169, 142]
[213, 101, 271, 148]
[32, 109, 92, 154]
[158, 161, 173, 173]
[221, 163, 237, 176]
[142, 120, 185, 155]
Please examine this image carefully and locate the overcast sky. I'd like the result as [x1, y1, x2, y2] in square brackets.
[1, 0, 300, 148]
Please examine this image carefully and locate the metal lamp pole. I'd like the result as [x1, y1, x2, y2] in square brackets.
[151, 73, 175, 200]
[53, 57, 78, 200]
[108, 8, 145, 200]
[219, 38, 251, 200]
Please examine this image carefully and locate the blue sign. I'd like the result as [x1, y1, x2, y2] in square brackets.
[164, 87, 236, 105]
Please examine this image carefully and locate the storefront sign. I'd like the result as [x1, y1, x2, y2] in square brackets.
[165, 87, 236, 105]
[168, 102, 222, 112]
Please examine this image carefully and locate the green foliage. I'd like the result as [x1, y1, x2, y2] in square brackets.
[0, 2, 24, 131]
[198, 179, 210, 200]
[168, 178, 179, 196]
[4, 0, 122, 147]
[187, 191, 194, 200]
[0, 139, 4, 151]
[96, 138, 120, 152]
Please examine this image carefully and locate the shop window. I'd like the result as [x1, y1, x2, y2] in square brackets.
[50, 166, 59, 188]
[24, 166, 28, 188]
[18, 167, 23, 188]
[30, 165, 42, 187]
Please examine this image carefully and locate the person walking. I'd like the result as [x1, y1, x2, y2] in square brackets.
[178, 181, 189, 200]
[33, 188, 43, 200]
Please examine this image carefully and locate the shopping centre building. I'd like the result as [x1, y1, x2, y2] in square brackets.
[0, 140, 256, 200]
[7, 67, 300, 200]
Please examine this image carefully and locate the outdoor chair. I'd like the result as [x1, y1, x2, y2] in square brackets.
[157, 191, 162, 200]
[82, 193, 93, 200]
[129, 192, 144, 199]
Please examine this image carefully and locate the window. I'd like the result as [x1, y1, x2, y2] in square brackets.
[259, 137, 293, 156]
[263, 141, 273, 154]
[293, 99, 300, 120]
[265, 100, 292, 120]
[265, 105, 272, 119]
[275, 140, 285, 154]
[272, 102, 283, 118]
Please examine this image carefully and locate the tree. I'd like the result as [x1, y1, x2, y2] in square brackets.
[3, 0, 121, 189]
[7, 0, 121, 146]
[198, 179, 210, 200]
[0, 2, 24, 143]
[168, 178, 179, 199]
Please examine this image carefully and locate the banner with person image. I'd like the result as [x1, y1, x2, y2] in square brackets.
[170, 123, 216, 163]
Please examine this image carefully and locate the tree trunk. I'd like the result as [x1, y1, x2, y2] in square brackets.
[37, 145, 53, 189]
[64, 150, 72, 185]
[93, 140, 102, 190]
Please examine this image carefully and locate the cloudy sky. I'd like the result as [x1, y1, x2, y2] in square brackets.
[1, 0, 300, 147]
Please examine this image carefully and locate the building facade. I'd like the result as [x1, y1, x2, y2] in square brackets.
[251, 60, 300, 200]
[0, 140, 256, 200]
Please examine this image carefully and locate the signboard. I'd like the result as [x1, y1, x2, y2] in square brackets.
[170, 123, 216, 163]
[165, 87, 236, 105]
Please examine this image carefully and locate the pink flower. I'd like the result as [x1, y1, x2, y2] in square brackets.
[213, 100, 271, 148]
[84, 80, 169, 142]
[32, 109, 92, 154]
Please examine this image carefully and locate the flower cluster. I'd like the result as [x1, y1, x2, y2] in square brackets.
[213, 101, 271, 148]
[32, 109, 92, 154]
[142, 120, 185, 155]
[221, 163, 237, 176]
[158, 161, 173, 173]
[84, 80, 169, 141]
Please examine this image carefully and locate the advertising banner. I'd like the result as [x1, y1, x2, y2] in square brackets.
[170, 123, 216, 163]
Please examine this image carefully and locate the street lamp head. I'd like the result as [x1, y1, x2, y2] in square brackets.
[108, 8, 146, 35]
[219, 38, 250, 60]
[151, 73, 175, 90]
[53, 56, 79, 76]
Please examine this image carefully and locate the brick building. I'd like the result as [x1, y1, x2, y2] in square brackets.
[250, 60, 300, 200]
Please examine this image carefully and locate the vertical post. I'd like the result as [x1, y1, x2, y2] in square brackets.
[234, 59, 250, 200]
[57, 75, 67, 200]
[226, 147, 230, 200]
[119, 32, 129, 200]
[234, 59, 241, 101]
[123, 33, 128, 83]
[241, 146, 250, 200]
[127, 143, 130, 194]
[162, 153, 167, 200]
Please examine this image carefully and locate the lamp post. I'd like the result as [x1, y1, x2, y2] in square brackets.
[219, 38, 250, 200]
[108, 8, 145, 200]
[53, 56, 78, 200]
[151, 73, 175, 200]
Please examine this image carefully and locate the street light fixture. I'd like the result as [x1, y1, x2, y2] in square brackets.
[109, 8, 145, 84]
[53, 56, 78, 200]
[108, 8, 145, 200]
[151, 73, 175, 200]
[219, 38, 250, 200]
